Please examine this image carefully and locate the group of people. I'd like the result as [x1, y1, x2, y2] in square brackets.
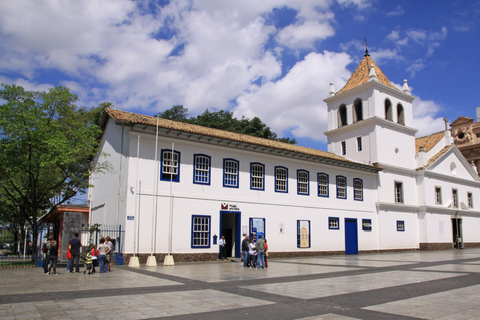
[82, 237, 113, 274]
[241, 234, 268, 269]
[42, 233, 115, 275]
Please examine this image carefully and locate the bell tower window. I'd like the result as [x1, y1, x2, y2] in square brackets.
[353, 99, 363, 122]
[338, 104, 347, 128]
[397, 104, 405, 125]
[385, 99, 393, 121]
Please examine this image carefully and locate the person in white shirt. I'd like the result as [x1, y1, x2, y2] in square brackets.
[219, 235, 226, 260]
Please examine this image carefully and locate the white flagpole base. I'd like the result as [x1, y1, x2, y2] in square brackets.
[163, 255, 175, 266]
[146, 255, 157, 267]
[129, 256, 140, 267]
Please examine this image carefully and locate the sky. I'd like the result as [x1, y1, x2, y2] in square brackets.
[1, 0, 479, 152]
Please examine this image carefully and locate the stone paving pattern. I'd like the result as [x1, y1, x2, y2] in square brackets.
[0, 249, 479, 319]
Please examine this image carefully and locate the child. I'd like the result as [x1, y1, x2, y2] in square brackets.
[83, 252, 93, 275]
[90, 244, 99, 273]
[66, 244, 71, 273]
[48, 240, 58, 275]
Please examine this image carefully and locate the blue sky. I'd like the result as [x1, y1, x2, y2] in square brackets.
[1, 0, 479, 153]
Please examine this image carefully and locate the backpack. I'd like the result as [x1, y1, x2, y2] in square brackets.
[41, 243, 48, 253]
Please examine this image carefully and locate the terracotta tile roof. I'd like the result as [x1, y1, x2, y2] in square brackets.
[415, 131, 445, 153]
[104, 108, 380, 169]
[336, 54, 398, 95]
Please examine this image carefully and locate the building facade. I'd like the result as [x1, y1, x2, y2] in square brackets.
[89, 53, 480, 264]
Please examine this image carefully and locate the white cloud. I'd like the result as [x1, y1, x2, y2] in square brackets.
[412, 97, 445, 137]
[385, 5, 404, 17]
[276, 20, 334, 49]
[406, 59, 426, 77]
[234, 51, 352, 142]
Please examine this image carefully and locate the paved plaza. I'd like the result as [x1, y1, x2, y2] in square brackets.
[1, 249, 480, 319]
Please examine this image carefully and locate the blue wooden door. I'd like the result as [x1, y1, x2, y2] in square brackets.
[345, 218, 358, 255]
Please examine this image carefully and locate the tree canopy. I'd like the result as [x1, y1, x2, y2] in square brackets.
[0, 84, 107, 226]
[157, 105, 297, 144]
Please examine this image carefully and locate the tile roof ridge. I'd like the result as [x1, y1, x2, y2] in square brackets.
[335, 54, 398, 95]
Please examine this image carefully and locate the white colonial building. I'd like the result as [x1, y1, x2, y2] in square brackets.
[89, 53, 480, 264]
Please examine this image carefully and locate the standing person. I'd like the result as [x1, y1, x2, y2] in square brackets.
[255, 235, 265, 269]
[97, 238, 110, 273]
[218, 235, 226, 260]
[248, 238, 256, 268]
[106, 236, 114, 272]
[66, 243, 72, 273]
[48, 240, 58, 275]
[69, 233, 82, 273]
[241, 234, 250, 267]
[90, 244, 99, 273]
[264, 238, 268, 268]
[42, 238, 52, 274]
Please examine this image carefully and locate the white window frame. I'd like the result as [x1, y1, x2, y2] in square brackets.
[193, 154, 210, 185]
[191, 215, 210, 248]
[297, 170, 309, 195]
[223, 159, 239, 188]
[336, 176, 346, 199]
[161, 150, 180, 182]
[317, 173, 329, 197]
[275, 167, 288, 193]
[353, 178, 363, 201]
[250, 163, 264, 190]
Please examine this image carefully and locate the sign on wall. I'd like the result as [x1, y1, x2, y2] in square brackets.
[221, 203, 240, 211]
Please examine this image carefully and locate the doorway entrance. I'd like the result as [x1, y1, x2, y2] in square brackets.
[220, 211, 241, 258]
[345, 218, 359, 255]
[452, 217, 463, 249]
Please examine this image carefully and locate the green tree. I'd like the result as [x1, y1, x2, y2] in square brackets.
[0, 84, 106, 231]
[157, 105, 189, 121]
[157, 106, 296, 144]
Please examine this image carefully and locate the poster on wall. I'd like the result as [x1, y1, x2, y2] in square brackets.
[251, 218, 265, 242]
[298, 220, 310, 248]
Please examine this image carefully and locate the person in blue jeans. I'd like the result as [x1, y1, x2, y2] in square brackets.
[255, 235, 265, 269]
[97, 238, 110, 273]
[241, 234, 249, 267]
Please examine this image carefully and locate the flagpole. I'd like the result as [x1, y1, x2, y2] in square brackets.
[147, 117, 159, 267]
[129, 135, 140, 267]
[164, 142, 175, 265]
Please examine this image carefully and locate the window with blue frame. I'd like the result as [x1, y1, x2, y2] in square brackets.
[250, 163, 265, 190]
[397, 220, 405, 232]
[336, 175, 346, 199]
[223, 159, 239, 188]
[191, 215, 211, 248]
[161, 149, 180, 182]
[318, 173, 329, 197]
[275, 166, 288, 193]
[362, 219, 372, 231]
[353, 178, 363, 201]
[329, 217, 339, 230]
[193, 154, 211, 185]
[297, 170, 309, 195]
[297, 220, 311, 248]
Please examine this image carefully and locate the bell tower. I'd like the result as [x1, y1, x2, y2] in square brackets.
[323, 53, 417, 169]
